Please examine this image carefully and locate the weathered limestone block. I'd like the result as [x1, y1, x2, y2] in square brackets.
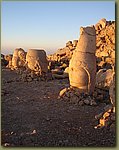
[26, 49, 48, 74]
[4, 54, 13, 68]
[110, 51, 115, 59]
[99, 18, 107, 29]
[66, 41, 73, 47]
[95, 18, 106, 31]
[73, 40, 78, 47]
[96, 69, 113, 88]
[12, 48, 26, 69]
[69, 26, 96, 94]
[64, 67, 69, 74]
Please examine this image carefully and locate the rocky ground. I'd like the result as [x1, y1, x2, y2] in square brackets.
[1, 68, 116, 147]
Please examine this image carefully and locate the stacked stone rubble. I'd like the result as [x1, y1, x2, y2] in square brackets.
[58, 87, 97, 106]
[95, 18, 115, 70]
[47, 18, 115, 77]
[47, 40, 78, 64]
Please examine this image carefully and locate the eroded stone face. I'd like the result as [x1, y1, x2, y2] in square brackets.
[26, 49, 48, 74]
[12, 48, 26, 69]
[69, 26, 96, 94]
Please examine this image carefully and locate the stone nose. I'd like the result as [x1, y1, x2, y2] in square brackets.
[80, 27, 84, 34]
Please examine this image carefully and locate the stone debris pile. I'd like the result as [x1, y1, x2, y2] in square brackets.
[94, 104, 115, 131]
[58, 87, 97, 106]
[95, 18, 115, 70]
[48, 40, 78, 63]
[94, 70, 115, 130]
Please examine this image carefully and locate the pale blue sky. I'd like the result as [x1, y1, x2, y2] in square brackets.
[1, 1, 115, 55]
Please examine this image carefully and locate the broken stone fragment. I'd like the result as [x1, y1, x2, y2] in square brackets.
[103, 112, 110, 119]
[96, 69, 113, 89]
[110, 113, 115, 121]
[66, 41, 73, 47]
[27, 77, 33, 82]
[99, 118, 106, 126]
[70, 95, 79, 104]
[90, 99, 97, 106]
[95, 18, 106, 30]
[59, 88, 68, 97]
[83, 99, 90, 105]
[78, 100, 84, 106]
[103, 104, 113, 112]
[65, 91, 70, 98]
[64, 67, 69, 74]
[95, 112, 104, 120]
[110, 123, 115, 132]
[99, 117, 111, 127]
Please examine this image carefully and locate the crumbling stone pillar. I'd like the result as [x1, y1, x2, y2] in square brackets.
[26, 49, 48, 75]
[69, 26, 96, 94]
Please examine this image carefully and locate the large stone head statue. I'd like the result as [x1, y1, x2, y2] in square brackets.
[12, 48, 26, 69]
[69, 26, 96, 94]
[26, 49, 48, 74]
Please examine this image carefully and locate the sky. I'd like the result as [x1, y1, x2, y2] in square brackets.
[1, 1, 115, 55]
